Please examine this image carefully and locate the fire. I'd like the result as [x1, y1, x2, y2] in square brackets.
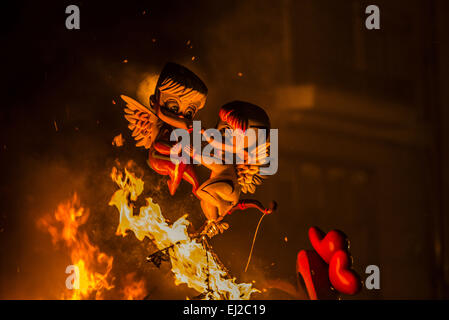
[121, 272, 147, 300]
[112, 133, 125, 147]
[109, 163, 258, 300]
[38, 194, 115, 300]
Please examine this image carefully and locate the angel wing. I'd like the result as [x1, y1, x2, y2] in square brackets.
[121, 95, 162, 149]
[247, 141, 270, 166]
[236, 141, 270, 194]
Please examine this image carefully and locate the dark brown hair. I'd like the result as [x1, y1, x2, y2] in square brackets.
[156, 62, 208, 95]
[219, 101, 270, 132]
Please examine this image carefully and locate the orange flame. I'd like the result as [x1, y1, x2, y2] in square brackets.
[112, 134, 125, 147]
[121, 272, 147, 300]
[38, 194, 115, 299]
[109, 164, 258, 300]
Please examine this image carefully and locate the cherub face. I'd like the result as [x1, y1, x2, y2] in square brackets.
[216, 118, 266, 133]
[152, 77, 206, 130]
[216, 119, 262, 150]
[216, 118, 232, 135]
[159, 89, 206, 121]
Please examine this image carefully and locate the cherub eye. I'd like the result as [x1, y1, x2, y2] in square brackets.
[166, 101, 179, 113]
[184, 110, 193, 119]
[220, 126, 230, 135]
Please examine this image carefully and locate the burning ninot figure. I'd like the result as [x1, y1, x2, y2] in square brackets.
[184, 101, 277, 238]
[121, 62, 208, 195]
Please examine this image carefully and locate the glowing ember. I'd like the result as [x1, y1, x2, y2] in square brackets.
[109, 164, 258, 300]
[112, 133, 125, 147]
[38, 194, 115, 300]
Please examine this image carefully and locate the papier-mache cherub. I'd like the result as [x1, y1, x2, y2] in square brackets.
[184, 101, 277, 238]
[121, 62, 208, 196]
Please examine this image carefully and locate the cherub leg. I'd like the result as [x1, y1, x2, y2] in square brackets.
[196, 179, 235, 237]
[181, 164, 200, 195]
[166, 162, 185, 196]
[198, 197, 230, 238]
[214, 187, 239, 217]
[198, 179, 238, 215]
[148, 153, 183, 195]
[200, 199, 218, 221]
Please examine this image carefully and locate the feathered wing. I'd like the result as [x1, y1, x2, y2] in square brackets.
[236, 142, 270, 194]
[121, 95, 161, 149]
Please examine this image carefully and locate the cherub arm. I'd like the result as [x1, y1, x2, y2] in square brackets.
[183, 144, 223, 172]
[202, 129, 249, 159]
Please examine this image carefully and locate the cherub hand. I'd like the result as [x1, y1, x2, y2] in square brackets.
[171, 142, 182, 155]
[183, 144, 195, 157]
[202, 129, 215, 143]
[202, 220, 230, 238]
[202, 129, 209, 139]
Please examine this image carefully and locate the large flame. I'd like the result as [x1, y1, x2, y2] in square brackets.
[109, 164, 257, 300]
[37, 194, 115, 299]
